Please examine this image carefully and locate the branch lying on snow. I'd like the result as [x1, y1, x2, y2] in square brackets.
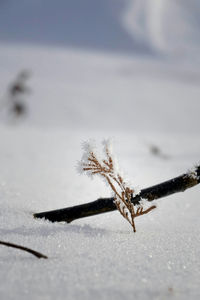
[0, 240, 48, 259]
[34, 165, 200, 224]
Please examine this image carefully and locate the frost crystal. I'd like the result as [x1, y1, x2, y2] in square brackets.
[188, 166, 199, 181]
[79, 139, 156, 232]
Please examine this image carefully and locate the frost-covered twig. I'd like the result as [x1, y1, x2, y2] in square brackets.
[79, 140, 155, 232]
[34, 165, 200, 224]
[0, 240, 48, 259]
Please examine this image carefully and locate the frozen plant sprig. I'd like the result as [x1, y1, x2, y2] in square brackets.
[80, 140, 156, 232]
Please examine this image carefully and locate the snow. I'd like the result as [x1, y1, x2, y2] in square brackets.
[0, 1, 200, 299]
[0, 45, 200, 300]
[122, 0, 200, 58]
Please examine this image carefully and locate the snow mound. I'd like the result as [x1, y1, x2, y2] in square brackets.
[122, 0, 200, 58]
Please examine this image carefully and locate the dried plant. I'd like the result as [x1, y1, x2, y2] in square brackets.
[80, 140, 156, 232]
[0, 70, 31, 119]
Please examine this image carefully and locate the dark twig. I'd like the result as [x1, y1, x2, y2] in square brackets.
[34, 165, 200, 224]
[0, 240, 48, 259]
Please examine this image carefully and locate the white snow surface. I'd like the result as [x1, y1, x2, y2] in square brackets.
[0, 43, 200, 300]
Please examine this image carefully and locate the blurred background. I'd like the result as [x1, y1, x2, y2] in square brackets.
[1, 0, 200, 55]
[0, 0, 200, 134]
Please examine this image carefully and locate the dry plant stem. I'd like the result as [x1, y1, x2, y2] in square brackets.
[34, 165, 200, 223]
[82, 146, 154, 231]
[0, 240, 48, 259]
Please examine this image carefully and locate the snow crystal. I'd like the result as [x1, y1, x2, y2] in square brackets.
[187, 166, 199, 181]
[0, 39, 200, 300]
[137, 198, 157, 210]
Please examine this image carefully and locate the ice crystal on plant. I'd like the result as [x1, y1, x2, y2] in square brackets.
[188, 166, 199, 181]
[79, 140, 156, 232]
